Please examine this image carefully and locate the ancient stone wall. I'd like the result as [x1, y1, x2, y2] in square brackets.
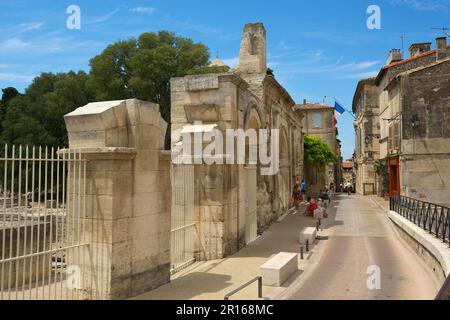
[64, 99, 171, 299]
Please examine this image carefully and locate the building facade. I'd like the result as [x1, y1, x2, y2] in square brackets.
[352, 77, 380, 195]
[353, 36, 450, 205]
[296, 102, 338, 195]
[170, 23, 305, 260]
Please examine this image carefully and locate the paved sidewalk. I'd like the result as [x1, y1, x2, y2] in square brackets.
[370, 195, 390, 212]
[132, 202, 334, 300]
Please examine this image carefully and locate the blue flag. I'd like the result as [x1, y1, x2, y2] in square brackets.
[334, 102, 346, 125]
[335, 102, 346, 115]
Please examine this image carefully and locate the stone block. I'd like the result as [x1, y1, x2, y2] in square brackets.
[299, 227, 317, 246]
[259, 252, 298, 287]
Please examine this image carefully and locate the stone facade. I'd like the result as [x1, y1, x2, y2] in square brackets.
[354, 37, 450, 205]
[352, 78, 380, 195]
[296, 103, 337, 195]
[64, 99, 171, 299]
[394, 57, 450, 206]
[170, 23, 304, 260]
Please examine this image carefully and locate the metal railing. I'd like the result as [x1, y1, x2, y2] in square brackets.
[390, 195, 450, 300]
[390, 195, 450, 245]
[0, 145, 107, 300]
[224, 276, 263, 300]
[170, 224, 198, 274]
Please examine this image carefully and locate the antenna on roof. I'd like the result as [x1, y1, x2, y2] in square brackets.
[432, 27, 450, 37]
[400, 33, 404, 55]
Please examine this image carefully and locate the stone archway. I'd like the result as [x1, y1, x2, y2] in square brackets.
[244, 104, 275, 235]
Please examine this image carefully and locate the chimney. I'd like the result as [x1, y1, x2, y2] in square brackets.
[238, 23, 267, 74]
[408, 42, 431, 57]
[436, 37, 447, 61]
[386, 49, 402, 65]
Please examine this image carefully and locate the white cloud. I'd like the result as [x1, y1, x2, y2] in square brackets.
[0, 72, 34, 83]
[390, 0, 450, 11]
[0, 64, 15, 69]
[129, 7, 155, 15]
[0, 36, 103, 55]
[0, 38, 30, 52]
[85, 8, 120, 25]
[267, 48, 382, 79]
[18, 22, 44, 32]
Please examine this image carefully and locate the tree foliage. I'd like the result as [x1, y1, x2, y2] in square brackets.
[1, 71, 93, 146]
[304, 134, 338, 167]
[88, 31, 220, 122]
[1, 31, 222, 147]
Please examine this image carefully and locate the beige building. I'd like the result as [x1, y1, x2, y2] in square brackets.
[352, 77, 380, 195]
[295, 102, 337, 194]
[354, 36, 450, 205]
[171, 23, 305, 260]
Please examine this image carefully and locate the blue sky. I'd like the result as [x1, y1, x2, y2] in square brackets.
[1, 0, 450, 159]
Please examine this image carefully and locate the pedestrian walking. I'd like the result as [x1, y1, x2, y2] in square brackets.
[301, 179, 307, 203]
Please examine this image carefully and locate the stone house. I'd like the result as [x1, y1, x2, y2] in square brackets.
[352, 77, 380, 195]
[170, 23, 305, 260]
[354, 36, 450, 205]
[295, 102, 337, 195]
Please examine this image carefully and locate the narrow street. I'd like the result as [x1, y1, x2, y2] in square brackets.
[278, 194, 441, 300]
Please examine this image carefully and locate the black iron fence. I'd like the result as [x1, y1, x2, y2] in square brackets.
[390, 195, 450, 300]
[390, 195, 450, 245]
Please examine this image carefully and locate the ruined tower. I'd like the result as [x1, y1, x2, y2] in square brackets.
[238, 23, 267, 75]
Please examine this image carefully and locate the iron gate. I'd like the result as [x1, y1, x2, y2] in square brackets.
[170, 164, 199, 274]
[245, 166, 257, 244]
[0, 145, 104, 300]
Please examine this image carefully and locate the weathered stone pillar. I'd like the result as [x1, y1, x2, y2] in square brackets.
[63, 99, 170, 299]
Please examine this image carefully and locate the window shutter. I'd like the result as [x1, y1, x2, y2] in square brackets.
[388, 126, 393, 151]
[394, 123, 400, 150]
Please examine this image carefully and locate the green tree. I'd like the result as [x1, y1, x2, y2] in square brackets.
[304, 134, 338, 167]
[0, 31, 223, 148]
[1, 71, 93, 146]
[88, 31, 223, 123]
[0, 87, 21, 132]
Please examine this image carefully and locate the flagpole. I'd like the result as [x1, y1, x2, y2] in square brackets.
[333, 97, 356, 119]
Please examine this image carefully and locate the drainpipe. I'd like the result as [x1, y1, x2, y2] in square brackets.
[236, 86, 240, 252]
[398, 77, 404, 196]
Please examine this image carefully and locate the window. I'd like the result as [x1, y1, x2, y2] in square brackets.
[357, 95, 364, 115]
[312, 112, 322, 128]
[388, 122, 400, 152]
